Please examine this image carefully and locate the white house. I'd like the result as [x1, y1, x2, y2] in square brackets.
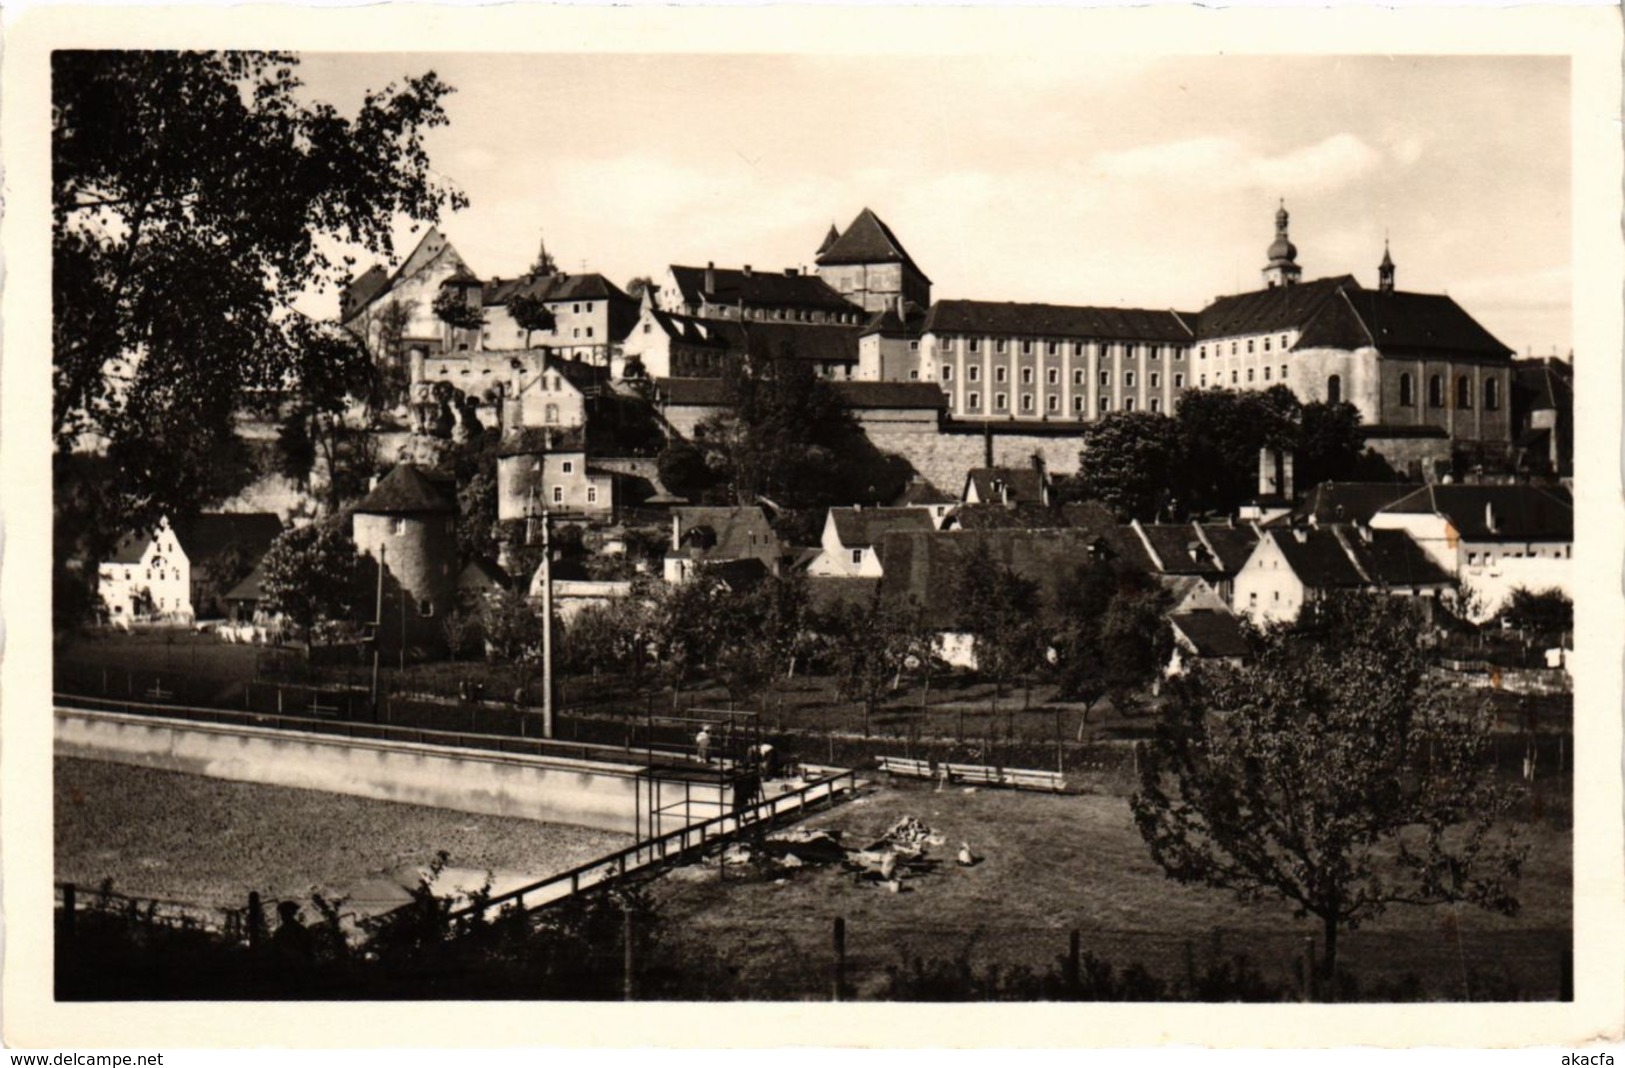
[806, 507, 935, 578]
[98, 513, 283, 624]
[1368, 484, 1572, 620]
[1231, 524, 1454, 626]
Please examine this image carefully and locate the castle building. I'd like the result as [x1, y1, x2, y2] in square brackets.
[656, 262, 864, 325]
[815, 208, 933, 316]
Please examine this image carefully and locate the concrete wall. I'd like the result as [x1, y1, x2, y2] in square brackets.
[56, 708, 722, 835]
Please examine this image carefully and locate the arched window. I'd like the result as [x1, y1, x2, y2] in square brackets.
[1326, 374, 1342, 405]
[1428, 375, 1444, 408]
[1484, 376, 1500, 410]
[1456, 375, 1473, 409]
[1399, 372, 1414, 407]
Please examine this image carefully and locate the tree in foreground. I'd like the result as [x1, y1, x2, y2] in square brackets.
[825, 596, 930, 736]
[506, 293, 556, 348]
[258, 522, 365, 642]
[1131, 595, 1526, 993]
[54, 51, 463, 539]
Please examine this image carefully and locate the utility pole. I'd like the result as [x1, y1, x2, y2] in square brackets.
[370, 545, 385, 717]
[540, 502, 555, 740]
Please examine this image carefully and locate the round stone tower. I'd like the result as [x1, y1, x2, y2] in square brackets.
[352, 463, 459, 652]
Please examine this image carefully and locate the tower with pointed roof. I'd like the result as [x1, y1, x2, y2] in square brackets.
[1378, 241, 1396, 293]
[815, 207, 931, 315]
[352, 463, 460, 652]
[1261, 201, 1303, 289]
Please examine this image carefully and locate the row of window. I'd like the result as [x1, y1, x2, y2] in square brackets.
[961, 392, 1165, 414]
[1199, 335, 1292, 359]
[943, 366, 1185, 389]
[710, 303, 861, 326]
[1397, 373, 1500, 411]
[1466, 546, 1570, 564]
[938, 338, 1185, 360]
[1195, 365, 1290, 388]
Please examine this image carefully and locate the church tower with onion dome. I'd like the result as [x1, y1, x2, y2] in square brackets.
[1261, 200, 1303, 289]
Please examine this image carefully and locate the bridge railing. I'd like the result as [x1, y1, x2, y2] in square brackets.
[53, 693, 696, 771]
[447, 767, 859, 922]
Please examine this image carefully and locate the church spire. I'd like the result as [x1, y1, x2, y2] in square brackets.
[1378, 239, 1395, 293]
[1262, 199, 1302, 289]
[531, 231, 556, 278]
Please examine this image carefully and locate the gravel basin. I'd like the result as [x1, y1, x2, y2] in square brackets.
[55, 757, 634, 915]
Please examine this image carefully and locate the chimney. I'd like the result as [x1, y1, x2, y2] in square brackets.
[742, 264, 753, 278]
[896, 294, 906, 320]
[1485, 502, 1498, 534]
[784, 267, 799, 277]
[1258, 446, 1275, 497]
[1281, 450, 1295, 500]
[705, 262, 716, 294]
[983, 424, 994, 468]
[672, 513, 682, 551]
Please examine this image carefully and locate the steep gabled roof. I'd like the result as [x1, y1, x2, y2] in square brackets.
[669, 506, 779, 564]
[1193, 275, 1357, 341]
[355, 464, 457, 515]
[172, 513, 285, 567]
[483, 272, 631, 307]
[654, 377, 732, 407]
[1269, 528, 1370, 588]
[1300, 289, 1513, 359]
[1513, 358, 1574, 413]
[667, 265, 860, 314]
[923, 301, 1195, 342]
[817, 223, 841, 256]
[1137, 524, 1224, 577]
[815, 208, 931, 283]
[340, 266, 391, 320]
[1277, 482, 1424, 528]
[1378, 484, 1573, 541]
[829, 507, 935, 550]
[458, 557, 511, 594]
[964, 467, 1047, 506]
[1170, 609, 1252, 659]
[224, 562, 267, 602]
[1267, 525, 1451, 590]
[1193, 523, 1261, 575]
[655, 312, 866, 366]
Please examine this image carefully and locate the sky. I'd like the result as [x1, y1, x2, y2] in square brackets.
[296, 53, 1572, 357]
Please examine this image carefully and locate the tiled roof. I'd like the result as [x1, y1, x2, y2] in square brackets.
[1378, 484, 1573, 541]
[1301, 289, 1513, 359]
[829, 381, 948, 411]
[807, 575, 882, 613]
[656, 313, 867, 366]
[951, 500, 1117, 535]
[923, 300, 1195, 342]
[860, 305, 928, 338]
[1278, 482, 1424, 528]
[172, 513, 285, 567]
[1513, 358, 1573, 413]
[108, 530, 152, 564]
[355, 464, 457, 515]
[224, 562, 267, 602]
[829, 507, 935, 550]
[340, 266, 390, 319]
[815, 208, 931, 283]
[891, 480, 957, 507]
[669, 506, 778, 563]
[1193, 275, 1356, 340]
[1170, 609, 1252, 659]
[655, 377, 731, 407]
[667, 265, 859, 314]
[875, 528, 1148, 627]
[1194, 523, 1261, 574]
[1137, 524, 1224, 577]
[482, 272, 630, 307]
[458, 557, 511, 592]
[964, 467, 1047, 505]
[1268, 526, 1452, 590]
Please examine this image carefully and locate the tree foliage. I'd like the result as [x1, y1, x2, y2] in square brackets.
[478, 588, 543, 663]
[824, 595, 931, 732]
[432, 287, 485, 331]
[1498, 587, 1573, 640]
[1175, 386, 1300, 515]
[506, 293, 556, 347]
[258, 521, 365, 639]
[1049, 560, 1174, 710]
[950, 545, 1046, 688]
[1074, 412, 1188, 521]
[54, 51, 463, 539]
[1131, 594, 1526, 989]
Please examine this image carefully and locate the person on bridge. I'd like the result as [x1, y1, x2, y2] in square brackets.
[695, 725, 712, 764]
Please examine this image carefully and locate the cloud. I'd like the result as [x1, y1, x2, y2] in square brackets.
[1091, 134, 1385, 195]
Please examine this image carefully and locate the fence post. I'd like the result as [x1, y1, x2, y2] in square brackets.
[61, 883, 75, 941]
[832, 916, 847, 1002]
[1065, 928, 1080, 996]
[247, 891, 263, 950]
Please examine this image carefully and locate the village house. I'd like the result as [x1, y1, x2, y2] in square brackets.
[962, 463, 1052, 507]
[1166, 608, 1253, 674]
[340, 227, 475, 359]
[663, 505, 783, 585]
[478, 271, 640, 365]
[807, 506, 936, 578]
[890, 479, 960, 530]
[496, 427, 616, 522]
[1367, 483, 1572, 619]
[1230, 523, 1454, 626]
[351, 464, 460, 652]
[98, 513, 283, 624]
[656, 261, 865, 325]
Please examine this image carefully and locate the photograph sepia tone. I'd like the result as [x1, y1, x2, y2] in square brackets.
[4, 2, 1623, 1051]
